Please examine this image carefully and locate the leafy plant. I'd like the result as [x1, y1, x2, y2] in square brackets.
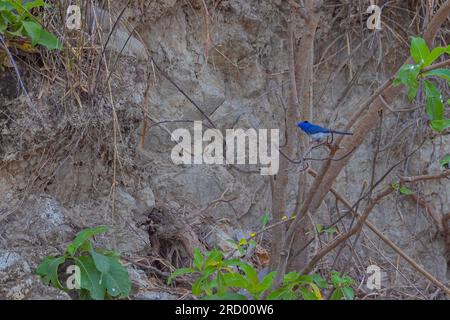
[36, 225, 131, 300]
[393, 37, 450, 133]
[168, 247, 355, 300]
[0, 0, 60, 50]
[330, 272, 355, 300]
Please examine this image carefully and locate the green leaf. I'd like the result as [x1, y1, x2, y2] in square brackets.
[311, 274, 328, 289]
[440, 154, 450, 168]
[283, 271, 300, 284]
[342, 286, 355, 300]
[424, 45, 450, 66]
[299, 287, 318, 300]
[75, 256, 105, 300]
[257, 271, 276, 293]
[36, 256, 66, 290]
[193, 247, 203, 270]
[330, 288, 343, 300]
[331, 272, 353, 287]
[316, 224, 323, 233]
[260, 213, 270, 227]
[23, 0, 47, 10]
[192, 277, 203, 296]
[216, 271, 226, 296]
[430, 119, 450, 132]
[424, 69, 450, 83]
[399, 186, 413, 195]
[35, 28, 61, 50]
[324, 227, 337, 234]
[102, 256, 131, 298]
[0, 14, 9, 33]
[167, 268, 196, 284]
[21, 20, 41, 46]
[66, 225, 108, 256]
[0, 1, 14, 11]
[239, 238, 248, 246]
[202, 293, 248, 300]
[222, 272, 250, 289]
[296, 275, 315, 285]
[89, 250, 110, 274]
[423, 80, 444, 121]
[393, 64, 420, 101]
[21, 20, 61, 50]
[205, 248, 223, 268]
[410, 37, 430, 65]
[266, 287, 296, 300]
[237, 262, 259, 289]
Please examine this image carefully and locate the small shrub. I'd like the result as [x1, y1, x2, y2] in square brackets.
[36, 225, 131, 300]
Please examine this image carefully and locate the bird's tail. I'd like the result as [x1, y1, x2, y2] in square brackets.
[330, 130, 353, 135]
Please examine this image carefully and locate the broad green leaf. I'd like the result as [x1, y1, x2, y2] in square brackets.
[216, 271, 226, 296]
[23, 0, 47, 10]
[75, 256, 105, 300]
[393, 64, 420, 101]
[35, 28, 61, 50]
[311, 274, 328, 289]
[21, 20, 61, 50]
[299, 287, 318, 300]
[89, 250, 110, 273]
[424, 69, 450, 83]
[222, 258, 241, 267]
[283, 271, 300, 284]
[193, 247, 203, 270]
[167, 268, 196, 284]
[222, 272, 250, 289]
[430, 119, 450, 132]
[102, 256, 131, 297]
[440, 154, 450, 168]
[296, 275, 315, 285]
[423, 80, 444, 121]
[410, 37, 430, 65]
[35, 256, 66, 290]
[21, 20, 41, 46]
[330, 288, 343, 300]
[0, 1, 14, 10]
[266, 287, 296, 300]
[342, 286, 355, 300]
[202, 293, 247, 300]
[399, 186, 413, 195]
[257, 271, 276, 293]
[192, 277, 203, 296]
[66, 225, 108, 256]
[424, 45, 450, 66]
[237, 262, 258, 289]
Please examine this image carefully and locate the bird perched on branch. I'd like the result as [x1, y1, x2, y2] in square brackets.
[297, 121, 353, 142]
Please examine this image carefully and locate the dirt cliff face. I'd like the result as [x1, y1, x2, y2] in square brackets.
[0, 0, 449, 299]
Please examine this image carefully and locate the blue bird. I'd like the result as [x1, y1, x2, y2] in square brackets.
[297, 121, 353, 142]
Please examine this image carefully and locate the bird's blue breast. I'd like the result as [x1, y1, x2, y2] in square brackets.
[298, 122, 330, 135]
